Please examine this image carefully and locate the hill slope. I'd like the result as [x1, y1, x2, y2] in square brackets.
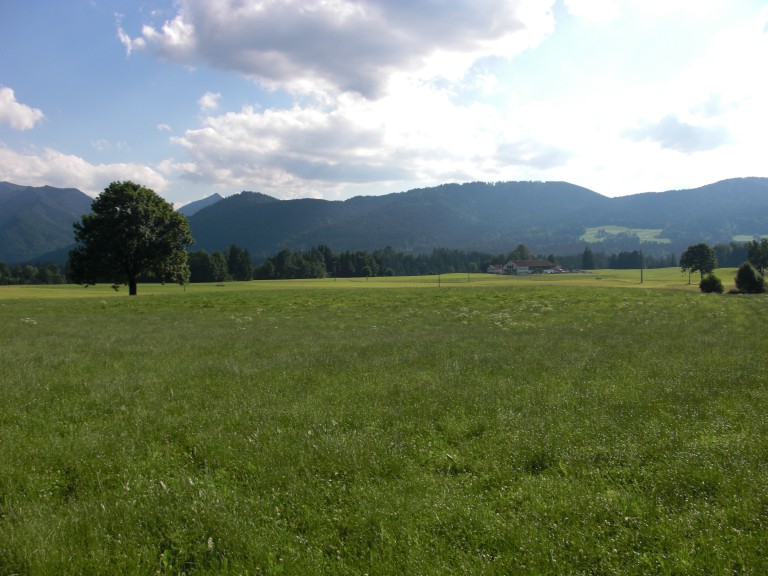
[0, 182, 92, 263]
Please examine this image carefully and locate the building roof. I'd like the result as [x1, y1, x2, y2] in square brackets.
[508, 259, 554, 267]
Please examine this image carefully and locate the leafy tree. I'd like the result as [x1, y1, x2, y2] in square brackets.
[510, 244, 531, 261]
[210, 251, 229, 282]
[699, 274, 723, 294]
[735, 262, 766, 294]
[747, 238, 768, 275]
[188, 250, 217, 282]
[68, 181, 193, 295]
[679, 243, 717, 284]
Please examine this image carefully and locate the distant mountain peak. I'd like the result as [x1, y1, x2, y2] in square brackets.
[177, 193, 224, 217]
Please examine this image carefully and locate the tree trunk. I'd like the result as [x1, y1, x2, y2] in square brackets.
[128, 277, 138, 296]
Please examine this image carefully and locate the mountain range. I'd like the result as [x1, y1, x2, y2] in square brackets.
[1, 178, 766, 264]
[0, 181, 93, 263]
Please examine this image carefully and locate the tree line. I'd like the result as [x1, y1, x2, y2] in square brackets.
[187, 244, 695, 282]
[679, 238, 767, 294]
[3, 241, 764, 287]
[0, 262, 67, 285]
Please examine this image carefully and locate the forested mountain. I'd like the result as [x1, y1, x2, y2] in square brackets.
[0, 182, 92, 263]
[187, 178, 768, 260]
[2, 178, 767, 264]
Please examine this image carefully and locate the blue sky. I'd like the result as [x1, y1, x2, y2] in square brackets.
[1, 0, 766, 206]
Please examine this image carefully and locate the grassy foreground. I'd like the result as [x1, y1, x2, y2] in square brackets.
[2, 272, 767, 574]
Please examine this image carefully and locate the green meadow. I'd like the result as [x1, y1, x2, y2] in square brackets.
[580, 226, 671, 244]
[2, 270, 767, 574]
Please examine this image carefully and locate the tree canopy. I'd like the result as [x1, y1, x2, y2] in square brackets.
[68, 181, 194, 295]
[747, 238, 768, 275]
[680, 243, 717, 283]
[735, 262, 766, 294]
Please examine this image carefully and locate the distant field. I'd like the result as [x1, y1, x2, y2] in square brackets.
[0, 266, 734, 299]
[2, 272, 766, 574]
[733, 234, 768, 242]
[580, 225, 671, 244]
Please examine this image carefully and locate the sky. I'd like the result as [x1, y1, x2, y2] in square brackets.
[0, 0, 766, 206]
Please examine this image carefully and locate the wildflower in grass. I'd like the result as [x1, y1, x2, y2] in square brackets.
[21, 317, 37, 325]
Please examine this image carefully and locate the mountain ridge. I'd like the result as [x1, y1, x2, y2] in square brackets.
[0, 182, 93, 263]
[1, 177, 766, 264]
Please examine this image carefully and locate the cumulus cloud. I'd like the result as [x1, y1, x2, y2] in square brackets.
[0, 145, 168, 196]
[626, 114, 728, 153]
[169, 102, 403, 197]
[121, 0, 555, 98]
[165, 75, 578, 198]
[0, 87, 44, 130]
[198, 91, 221, 111]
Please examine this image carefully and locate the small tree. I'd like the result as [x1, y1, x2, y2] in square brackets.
[735, 262, 766, 294]
[680, 243, 717, 284]
[581, 247, 595, 270]
[699, 274, 723, 293]
[510, 243, 531, 261]
[69, 181, 193, 295]
[747, 238, 768, 276]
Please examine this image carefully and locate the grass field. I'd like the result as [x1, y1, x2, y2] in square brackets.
[2, 270, 767, 574]
[579, 226, 671, 244]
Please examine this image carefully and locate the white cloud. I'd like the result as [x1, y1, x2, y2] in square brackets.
[198, 91, 221, 111]
[625, 114, 728, 152]
[563, 0, 620, 23]
[157, 123, 172, 132]
[166, 73, 578, 199]
[116, 13, 145, 56]
[0, 145, 168, 197]
[112, 0, 766, 201]
[0, 87, 44, 131]
[123, 0, 556, 98]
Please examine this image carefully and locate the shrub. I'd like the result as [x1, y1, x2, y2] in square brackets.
[735, 262, 766, 294]
[699, 273, 723, 293]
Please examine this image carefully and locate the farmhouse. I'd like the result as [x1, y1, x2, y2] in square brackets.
[487, 264, 504, 274]
[503, 259, 556, 275]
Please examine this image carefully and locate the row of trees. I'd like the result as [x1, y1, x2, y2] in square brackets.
[252, 246, 490, 280]
[681, 239, 767, 294]
[0, 262, 67, 285]
[188, 245, 253, 282]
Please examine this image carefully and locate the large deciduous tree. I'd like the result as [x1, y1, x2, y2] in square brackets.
[680, 243, 717, 284]
[68, 181, 194, 295]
